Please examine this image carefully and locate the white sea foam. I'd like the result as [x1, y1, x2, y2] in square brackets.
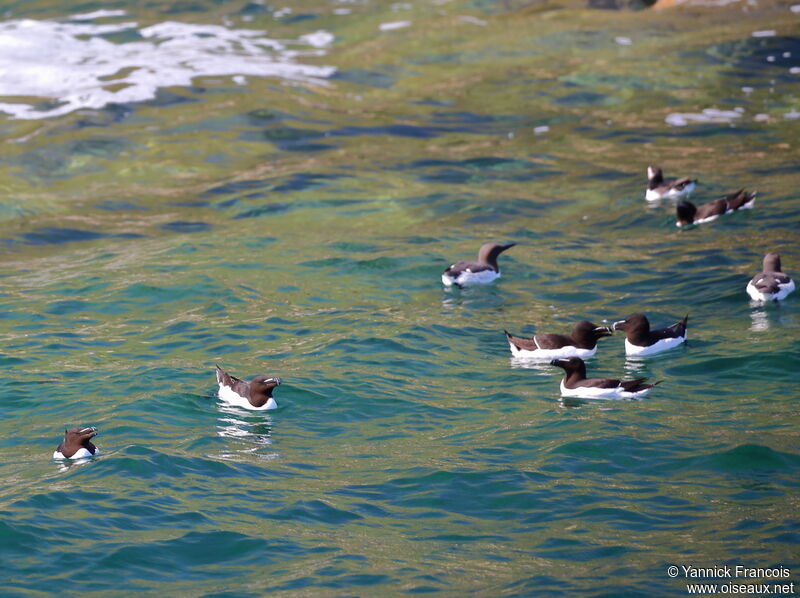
[665, 108, 743, 127]
[299, 30, 335, 48]
[379, 20, 411, 31]
[67, 10, 129, 20]
[0, 15, 335, 120]
[458, 15, 488, 26]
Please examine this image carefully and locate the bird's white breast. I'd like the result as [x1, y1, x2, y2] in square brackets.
[747, 279, 795, 302]
[693, 213, 721, 225]
[624, 335, 685, 357]
[442, 269, 500, 286]
[647, 182, 695, 202]
[53, 447, 98, 460]
[559, 380, 651, 400]
[218, 383, 277, 410]
[645, 188, 663, 202]
[508, 342, 596, 361]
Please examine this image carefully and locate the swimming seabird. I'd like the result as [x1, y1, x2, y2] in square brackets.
[645, 165, 697, 201]
[215, 365, 281, 410]
[53, 427, 99, 460]
[746, 252, 795, 302]
[676, 189, 756, 227]
[612, 312, 688, 357]
[442, 242, 515, 287]
[504, 321, 613, 360]
[550, 357, 661, 399]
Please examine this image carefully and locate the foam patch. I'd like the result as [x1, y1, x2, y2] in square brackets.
[0, 13, 336, 119]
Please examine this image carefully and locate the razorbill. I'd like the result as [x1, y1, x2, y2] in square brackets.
[613, 313, 688, 357]
[442, 242, 515, 287]
[550, 357, 661, 399]
[53, 427, 99, 460]
[504, 321, 613, 360]
[676, 189, 756, 227]
[215, 365, 281, 410]
[746, 252, 795, 302]
[645, 165, 697, 201]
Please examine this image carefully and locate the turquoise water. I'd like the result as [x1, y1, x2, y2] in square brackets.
[0, 0, 798, 596]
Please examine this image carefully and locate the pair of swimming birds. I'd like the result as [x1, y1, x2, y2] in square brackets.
[443, 240, 793, 304]
[53, 366, 281, 459]
[505, 312, 688, 360]
[646, 165, 756, 227]
[506, 313, 687, 400]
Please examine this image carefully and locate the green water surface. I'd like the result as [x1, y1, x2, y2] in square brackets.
[0, 0, 798, 596]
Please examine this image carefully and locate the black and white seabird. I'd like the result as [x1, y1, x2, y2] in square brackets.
[442, 242, 515, 287]
[504, 321, 613, 360]
[746, 252, 795, 302]
[53, 427, 99, 460]
[676, 189, 756, 227]
[215, 365, 281, 410]
[612, 312, 688, 357]
[550, 357, 661, 399]
[645, 165, 697, 201]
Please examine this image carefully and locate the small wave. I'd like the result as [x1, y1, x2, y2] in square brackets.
[0, 14, 335, 119]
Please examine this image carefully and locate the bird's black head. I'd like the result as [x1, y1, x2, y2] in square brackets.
[612, 312, 649, 332]
[574, 320, 613, 340]
[58, 426, 99, 457]
[478, 242, 516, 268]
[647, 165, 664, 186]
[676, 200, 697, 226]
[64, 426, 98, 445]
[549, 357, 585, 372]
[763, 252, 782, 273]
[251, 376, 281, 393]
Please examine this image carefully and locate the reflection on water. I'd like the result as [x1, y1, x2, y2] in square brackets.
[509, 356, 557, 373]
[558, 394, 639, 408]
[440, 286, 511, 312]
[559, 395, 587, 408]
[750, 306, 771, 331]
[622, 358, 654, 377]
[53, 454, 98, 473]
[216, 404, 274, 442]
[215, 404, 278, 460]
[749, 304, 796, 332]
[643, 196, 683, 211]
